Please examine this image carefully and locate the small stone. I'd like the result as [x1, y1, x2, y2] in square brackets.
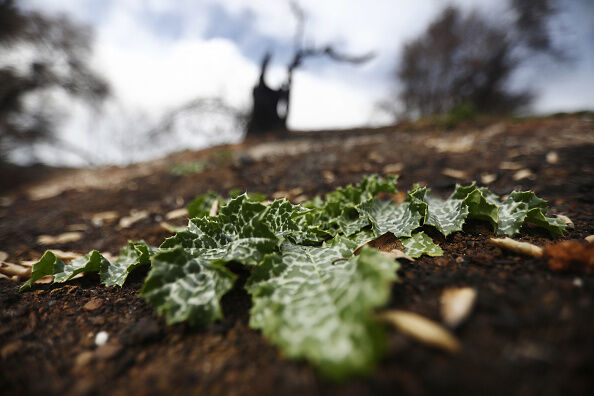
[83, 298, 103, 311]
[442, 168, 468, 180]
[95, 343, 122, 360]
[95, 331, 109, 346]
[383, 163, 403, 174]
[1, 340, 23, 359]
[322, 170, 335, 183]
[573, 278, 583, 288]
[367, 151, 384, 163]
[480, 173, 497, 185]
[513, 169, 534, 181]
[74, 351, 95, 368]
[546, 151, 559, 164]
[499, 161, 523, 170]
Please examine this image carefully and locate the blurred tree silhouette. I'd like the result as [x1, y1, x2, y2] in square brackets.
[0, 0, 108, 163]
[246, 1, 373, 136]
[391, 1, 560, 119]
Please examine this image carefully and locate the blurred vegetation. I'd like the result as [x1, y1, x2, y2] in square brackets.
[387, 0, 563, 121]
[0, 0, 108, 164]
[169, 160, 210, 176]
[439, 103, 478, 128]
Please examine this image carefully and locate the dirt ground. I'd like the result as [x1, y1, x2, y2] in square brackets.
[1, 115, 593, 395]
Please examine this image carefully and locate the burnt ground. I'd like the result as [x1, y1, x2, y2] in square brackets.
[0, 115, 593, 395]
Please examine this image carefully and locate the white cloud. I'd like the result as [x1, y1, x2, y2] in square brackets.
[288, 70, 382, 129]
[13, 0, 594, 166]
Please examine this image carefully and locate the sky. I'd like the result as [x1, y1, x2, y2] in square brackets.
[11, 0, 594, 166]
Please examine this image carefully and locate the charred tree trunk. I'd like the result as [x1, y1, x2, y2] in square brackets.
[245, 1, 373, 137]
[246, 52, 289, 135]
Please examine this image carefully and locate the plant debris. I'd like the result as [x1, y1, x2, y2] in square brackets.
[119, 210, 149, 228]
[544, 240, 594, 273]
[37, 232, 83, 245]
[440, 287, 477, 328]
[378, 310, 461, 353]
[489, 237, 543, 257]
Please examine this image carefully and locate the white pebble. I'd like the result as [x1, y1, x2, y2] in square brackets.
[94, 331, 109, 346]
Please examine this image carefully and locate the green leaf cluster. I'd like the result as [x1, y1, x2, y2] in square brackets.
[19, 241, 153, 291]
[20, 175, 564, 378]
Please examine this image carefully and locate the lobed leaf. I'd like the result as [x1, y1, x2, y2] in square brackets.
[401, 231, 444, 258]
[186, 192, 223, 218]
[19, 241, 152, 291]
[246, 242, 399, 379]
[496, 191, 565, 237]
[358, 199, 422, 238]
[141, 246, 236, 326]
[101, 241, 155, 286]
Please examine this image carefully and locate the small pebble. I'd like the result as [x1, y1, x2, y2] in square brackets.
[95, 331, 109, 346]
[95, 343, 122, 360]
[573, 278, 583, 288]
[83, 297, 103, 311]
[74, 351, 94, 368]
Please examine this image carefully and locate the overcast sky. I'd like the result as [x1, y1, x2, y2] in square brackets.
[14, 0, 594, 166]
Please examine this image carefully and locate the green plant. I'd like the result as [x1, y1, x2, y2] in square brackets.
[20, 175, 565, 378]
[169, 160, 209, 176]
[440, 103, 477, 128]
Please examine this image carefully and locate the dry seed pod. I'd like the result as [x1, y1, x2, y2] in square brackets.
[119, 210, 149, 228]
[165, 208, 188, 220]
[378, 310, 460, 353]
[441, 287, 477, 328]
[382, 249, 415, 262]
[555, 214, 574, 229]
[489, 237, 543, 257]
[91, 211, 119, 226]
[49, 250, 83, 260]
[209, 199, 219, 217]
[513, 169, 533, 181]
[37, 232, 83, 245]
[442, 168, 468, 180]
[159, 222, 176, 233]
[0, 262, 31, 279]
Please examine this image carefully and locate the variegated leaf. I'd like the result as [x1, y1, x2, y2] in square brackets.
[246, 242, 399, 379]
[141, 246, 236, 326]
[401, 231, 444, 258]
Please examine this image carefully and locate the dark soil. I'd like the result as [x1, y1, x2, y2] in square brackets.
[1, 115, 593, 395]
